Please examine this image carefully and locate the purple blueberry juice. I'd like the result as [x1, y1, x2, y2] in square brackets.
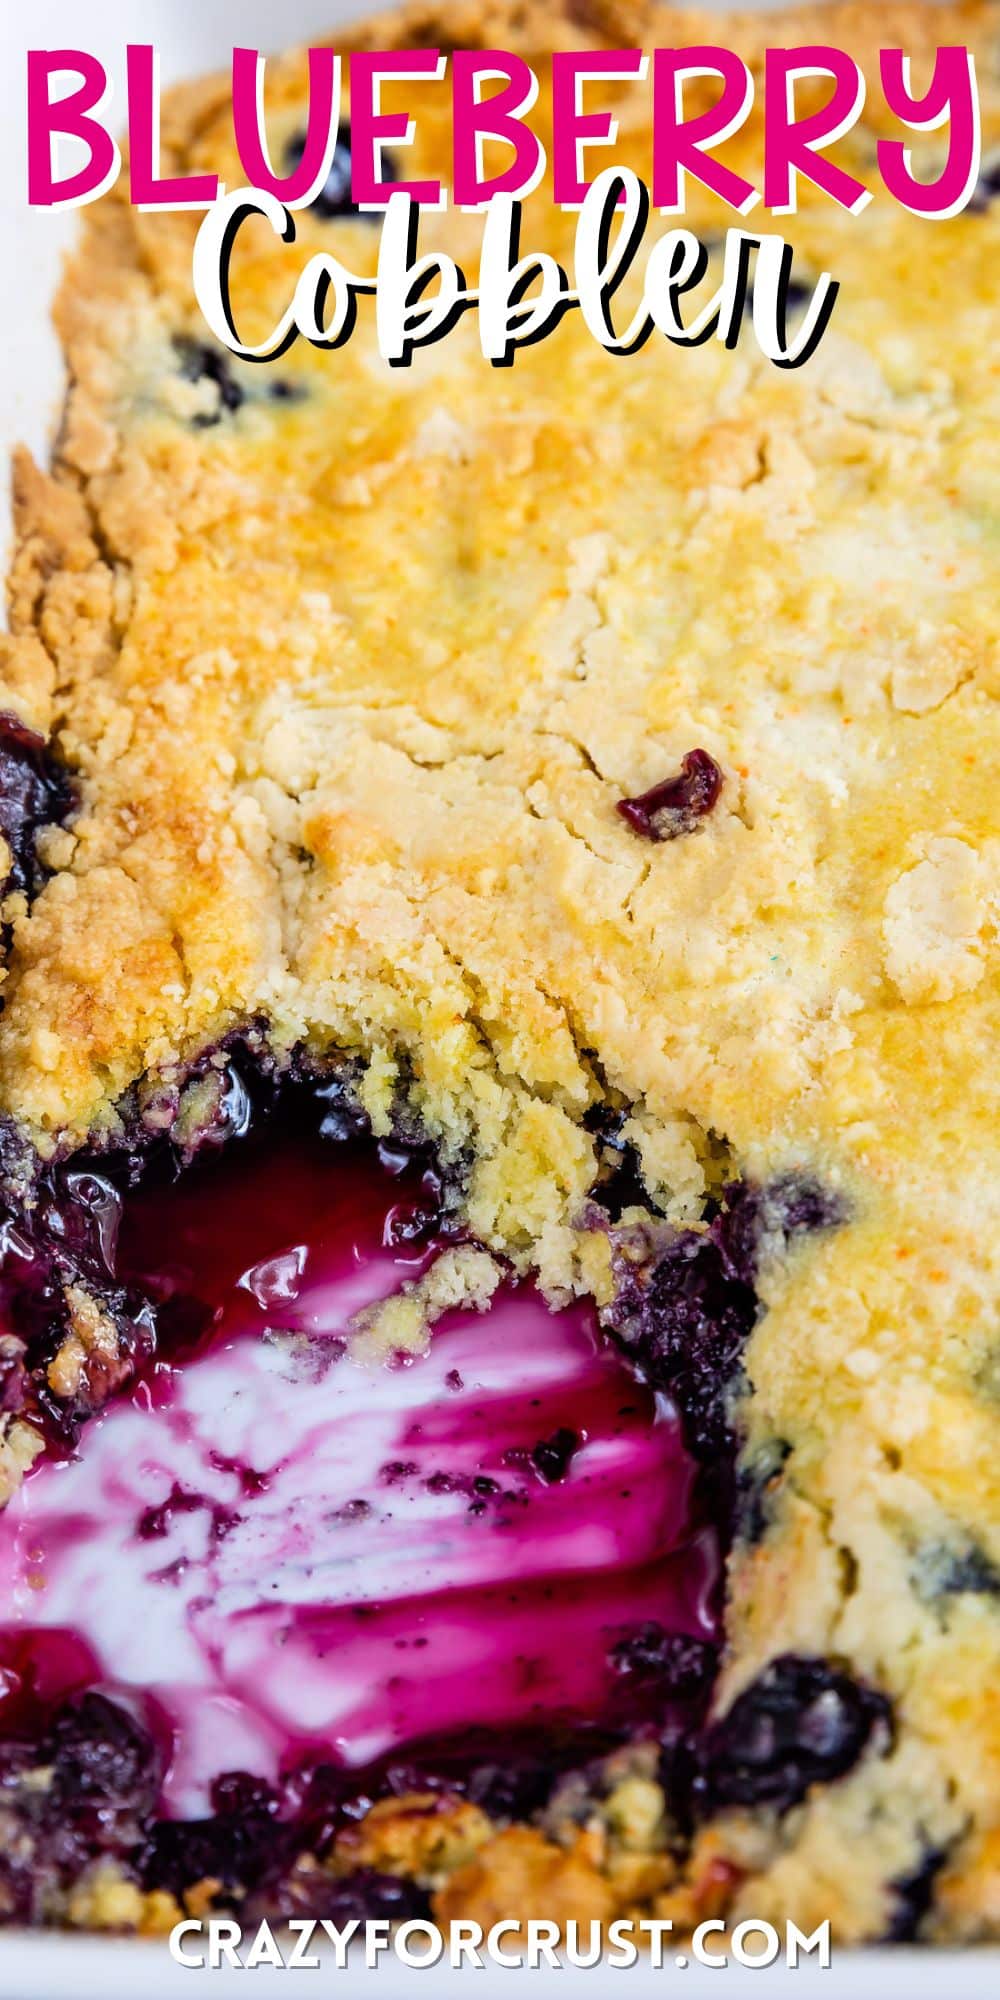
[0, 1126, 719, 1817]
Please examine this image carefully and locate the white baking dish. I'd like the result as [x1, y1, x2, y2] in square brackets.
[1, 0, 997, 1991]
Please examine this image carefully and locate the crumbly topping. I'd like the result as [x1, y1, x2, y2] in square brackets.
[349, 1243, 503, 1362]
[883, 836, 997, 1003]
[0, 1419, 44, 1508]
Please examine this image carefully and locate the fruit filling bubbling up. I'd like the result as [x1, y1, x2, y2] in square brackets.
[0, 1126, 718, 1816]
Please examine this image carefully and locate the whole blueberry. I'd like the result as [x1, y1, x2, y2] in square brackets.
[692, 1654, 892, 1815]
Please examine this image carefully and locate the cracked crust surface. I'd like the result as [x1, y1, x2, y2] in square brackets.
[3, 0, 1000, 1945]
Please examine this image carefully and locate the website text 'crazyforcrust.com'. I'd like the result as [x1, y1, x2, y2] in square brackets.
[169, 1915, 833, 1971]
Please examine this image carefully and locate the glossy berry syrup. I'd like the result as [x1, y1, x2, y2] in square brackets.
[0, 1124, 719, 1820]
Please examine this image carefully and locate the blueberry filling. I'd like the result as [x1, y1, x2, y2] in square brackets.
[937, 1546, 1000, 1595]
[617, 749, 723, 841]
[603, 1205, 760, 1465]
[46, 1691, 157, 1819]
[607, 1625, 718, 1703]
[278, 1869, 431, 1927]
[0, 1043, 465, 1453]
[0, 1688, 159, 1923]
[0, 1100, 722, 1918]
[602, 1173, 842, 1584]
[0, 1679, 427, 1923]
[530, 1426, 580, 1483]
[143, 1771, 287, 1900]
[463, 1755, 557, 1823]
[0, 712, 74, 903]
[0, 1161, 157, 1455]
[284, 125, 397, 220]
[0, 1036, 886, 1924]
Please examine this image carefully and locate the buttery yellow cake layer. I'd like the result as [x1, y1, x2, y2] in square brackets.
[2, 0, 1000, 1944]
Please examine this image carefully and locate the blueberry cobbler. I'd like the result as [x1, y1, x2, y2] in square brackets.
[0, 0, 998, 1949]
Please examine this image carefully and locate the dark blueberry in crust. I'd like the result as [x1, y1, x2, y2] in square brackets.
[466, 1757, 557, 1822]
[691, 1654, 892, 1816]
[884, 1846, 946, 1942]
[211, 1771, 280, 1822]
[764, 1173, 845, 1242]
[0, 711, 74, 901]
[173, 336, 245, 424]
[144, 1774, 284, 1898]
[913, 1540, 1000, 1602]
[172, 339, 308, 422]
[284, 125, 398, 220]
[617, 748, 723, 841]
[583, 1104, 657, 1220]
[46, 1692, 158, 1821]
[699, 238, 815, 327]
[245, 1860, 430, 1928]
[266, 378, 307, 404]
[608, 1625, 718, 1703]
[605, 1213, 759, 1462]
[968, 156, 1000, 213]
[313, 1870, 430, 1925]
[590, 1140, 651, 1220]
[582, 1100, 629, 1148]
[938, 1545, 1000, 1595]
[713, 1173, 846, 1292]
[741, 274, 815, 326]
[736, 1438, 792, 1545]
[313, 1070, 372, 1146]
[0, 1693, 160, 1920]
[530, 1427, 580, 1483]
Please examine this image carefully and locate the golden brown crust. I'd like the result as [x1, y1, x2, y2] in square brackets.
[4, 0, 1000, 1943]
